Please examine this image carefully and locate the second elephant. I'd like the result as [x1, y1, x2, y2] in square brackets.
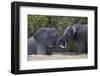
[56, 24, 88, 54]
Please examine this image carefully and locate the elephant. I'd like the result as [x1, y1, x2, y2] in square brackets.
[56, 24, 88, 54]
[28, 27, 60, 55]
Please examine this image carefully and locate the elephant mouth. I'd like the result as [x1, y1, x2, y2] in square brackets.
[59, 42, 67, 48]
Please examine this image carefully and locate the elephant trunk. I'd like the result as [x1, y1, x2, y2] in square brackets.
[56, 36, 66, 48]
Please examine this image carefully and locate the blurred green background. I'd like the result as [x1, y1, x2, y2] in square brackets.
[28, 15, 87, 52]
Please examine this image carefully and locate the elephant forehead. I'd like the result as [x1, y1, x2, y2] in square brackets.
[49, 30, 59, 37]
[50, 32, 58, 37]
[39, 33, 49, 39]
[64, 27, 71, 34]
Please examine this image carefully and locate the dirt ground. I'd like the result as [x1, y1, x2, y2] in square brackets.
[27, 53, 88, 61]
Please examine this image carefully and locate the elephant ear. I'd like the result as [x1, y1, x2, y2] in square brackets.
[33, 29, 48, 43]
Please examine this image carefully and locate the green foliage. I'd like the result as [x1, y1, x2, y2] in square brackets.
[28, 15, 49, 37]
[28, 15, 87, 52]
[66, 40, 78, 52]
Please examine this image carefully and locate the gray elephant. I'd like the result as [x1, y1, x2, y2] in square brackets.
[56, 24, 88, 54]
[28, 27, 60, 55]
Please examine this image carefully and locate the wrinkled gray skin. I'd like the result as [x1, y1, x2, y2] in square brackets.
[28, 27, 60, 55]
[56, 24, 88, 54]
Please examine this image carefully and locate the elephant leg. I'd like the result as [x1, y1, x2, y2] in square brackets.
[84, 42, 88, 54]
[46, 47, 52, 55]
[28, 50, 36, 55]
[78, 41, 85, 54]
[36, 44, 46, 55]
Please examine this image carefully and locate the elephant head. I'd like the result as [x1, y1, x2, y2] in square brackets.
[34, 27, 60, 48]
[56, 26, 77, 49]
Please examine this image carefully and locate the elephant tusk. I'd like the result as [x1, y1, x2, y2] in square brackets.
[59, 44, 65, 48]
